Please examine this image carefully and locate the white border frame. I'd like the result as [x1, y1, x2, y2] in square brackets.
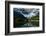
[10, 4, 43, 32]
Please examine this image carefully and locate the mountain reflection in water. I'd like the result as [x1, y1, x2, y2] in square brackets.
[14, 20, 39, 27]
[21, 21, 39, 27]
[21, 23, 34, 27]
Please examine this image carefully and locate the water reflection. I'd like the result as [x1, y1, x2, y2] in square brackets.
[21, 23, 34, 27]
[21, 20, 39, 27]
[14, 19, 39, 28]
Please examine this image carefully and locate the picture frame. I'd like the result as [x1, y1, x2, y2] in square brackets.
[5, 1, 45, 35]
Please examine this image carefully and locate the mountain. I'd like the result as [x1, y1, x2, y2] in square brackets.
[14, 11, 27, 19]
